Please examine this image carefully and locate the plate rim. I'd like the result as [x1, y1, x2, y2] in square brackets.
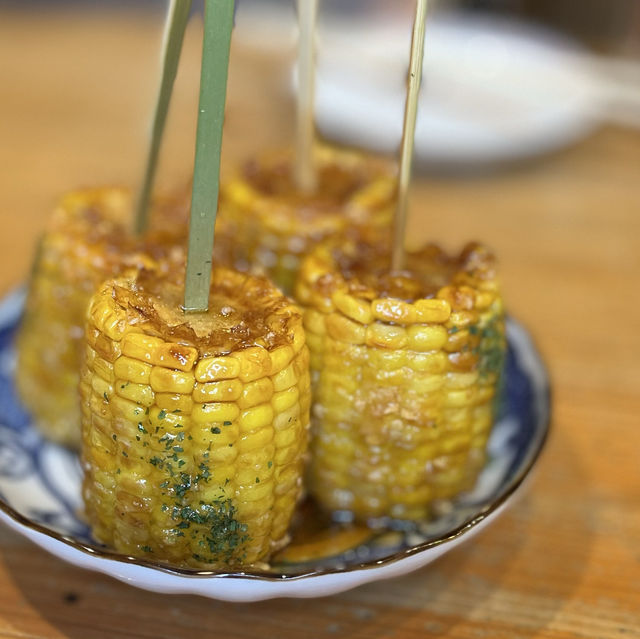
[0, 288, 550, 587]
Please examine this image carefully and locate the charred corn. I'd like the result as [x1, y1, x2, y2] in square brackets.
[15, 186, 206, 448]
[81, 266, 310, 568]
[296, 240, 505, 522]
[220, 145, 396, 294]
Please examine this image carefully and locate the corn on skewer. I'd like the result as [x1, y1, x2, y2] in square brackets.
[15, 187, 192, 448]
[81, 266, 311, 567]
[296, 240, 505, 522]
[220, 145, 397, 295]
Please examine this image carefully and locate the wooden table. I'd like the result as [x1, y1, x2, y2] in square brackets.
[0, 7, 638, 639]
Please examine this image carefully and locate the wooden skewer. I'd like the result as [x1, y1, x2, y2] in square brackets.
[293, 0, 319, 194]
[134, 0, 192, 236]
[183, 0, 235, 313]
[392, 0, 429, 271]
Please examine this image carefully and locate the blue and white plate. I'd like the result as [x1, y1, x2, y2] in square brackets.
[0, 289, 549, 601]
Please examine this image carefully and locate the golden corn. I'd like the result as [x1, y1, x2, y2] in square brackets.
[219, 145, 397, 294]
[15, 186, 233, 448]
[81, 266, 310, 568]
[296, 240, 505, 522]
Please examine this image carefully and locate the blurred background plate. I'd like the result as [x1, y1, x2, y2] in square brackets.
[235, 0, 640, 169]
[312, 12, 600, 167]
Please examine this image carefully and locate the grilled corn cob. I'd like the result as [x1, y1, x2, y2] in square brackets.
[296, 240, 505, 522]
[15, 187, 198, 448]
[81, 266, 311, 568]
[220, 145, 397, 294]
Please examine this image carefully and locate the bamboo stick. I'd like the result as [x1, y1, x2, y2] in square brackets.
[392, 0, 429, 271]
[134, 0, 192, 235]
[293, 0, 319, 194]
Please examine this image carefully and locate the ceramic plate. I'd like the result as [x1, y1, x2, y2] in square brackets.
[311, 13, 599, 166]
[0, 289, 549, 601]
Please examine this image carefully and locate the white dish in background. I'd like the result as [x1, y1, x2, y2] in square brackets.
[0, 289, 549, 601]
[312, 13, 600, 166]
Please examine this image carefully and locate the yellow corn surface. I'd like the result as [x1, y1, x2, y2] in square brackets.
[296, 241, 506, 522]
[81, 267, 311, 568]
[220, 146, 396, 294]
[15, 187, 192, 448]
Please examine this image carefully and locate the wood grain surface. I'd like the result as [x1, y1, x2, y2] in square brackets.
[0, 7, 638, 639]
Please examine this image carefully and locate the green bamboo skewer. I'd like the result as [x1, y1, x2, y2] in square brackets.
[134, 0, 192, 235]
[183, 0, 235, 313]
[392, 0, 429, 271]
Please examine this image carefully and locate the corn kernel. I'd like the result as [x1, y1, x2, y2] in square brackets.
[90, 297, 126, 342]
[235, 479, 274, 503]
[406, 325, 448, 352]
[303, 309, 327, 336]
[115, 380, 155, 407]
[371, 299, 415, 324]
[155, 393, 194, 415]
[291, 325, 306, 354]
[271, 386, 300, 414]
[114, 356, 152, 384]
[406, 351, 448, 374]
[326, 313, 366, 344]
[238, 377, 274, 409]
[273, 404, 301, 432]
[110, 395, 147, 422]
[194, 356, 240, 382]
[149, 367, 194, 393]
[366, 323, 408, 350]
[413, 299, 451, 323]
[368, 348, 407, 370]
[233, 346, 272, 383]
[445, 371, 479, 389]
[449, 310, 478, 329]
[93, 356, 115, 383]
[238, 427, 274, 453]
[269, 345, 295, 374]
[193, 378, 243, 403]
[192, 402, 240, 425]
[333, 290, 373, 324]
[239, 403, 275, 433]
[272, 364, 298, 392]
